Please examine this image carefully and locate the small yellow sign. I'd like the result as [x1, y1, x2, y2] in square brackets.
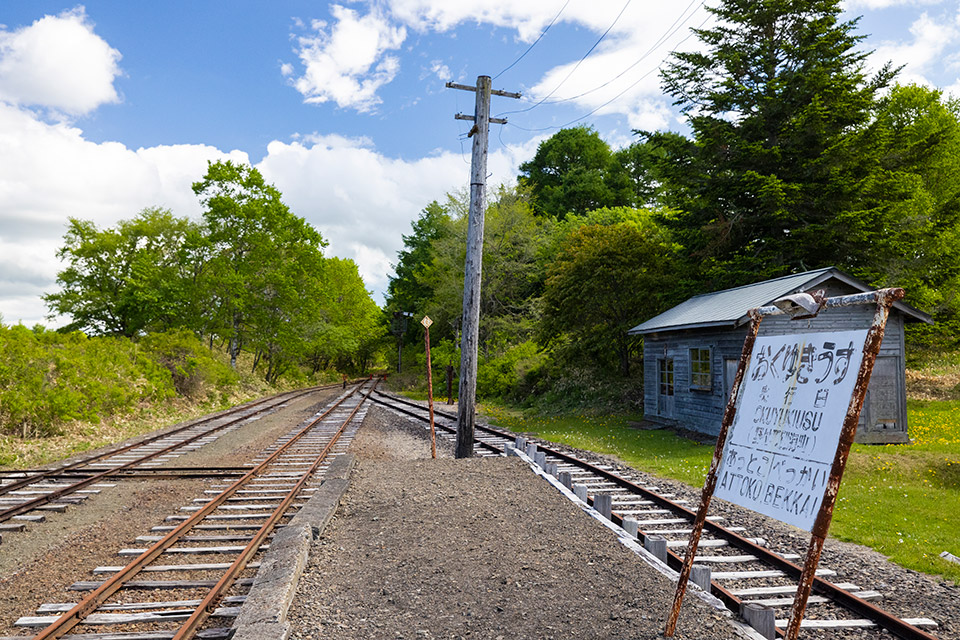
[421, 315, 433, 328]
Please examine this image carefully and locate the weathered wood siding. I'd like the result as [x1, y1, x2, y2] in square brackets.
[642, 277, 910, 443]
[643, 327, 746, 437]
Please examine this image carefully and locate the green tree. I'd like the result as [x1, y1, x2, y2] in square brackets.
[418, 186, 546, 352]
[306, 257, 384, 374]
[385, 200, 452, 317]
[519, 126, 633, 219]
[652, 0, 896, 289]
[193, 160, 328, 374]
[540, 208, 676, 376]
[44, 208, 201, 337]
[846, 85, 960, 347]
[614, 140, 667, 209]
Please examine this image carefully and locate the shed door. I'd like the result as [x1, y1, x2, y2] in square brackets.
[657, 358, 675, 418]
[864, 356, 901, 434]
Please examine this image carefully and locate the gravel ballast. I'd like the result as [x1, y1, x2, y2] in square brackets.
[287, 408, 736, 639]
[0, 388, 338, 637]
[537, 438, 960, 640]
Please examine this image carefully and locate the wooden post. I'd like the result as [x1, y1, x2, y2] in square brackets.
[691, 565, 711, 591]
[422, 316, 437, 459]
[445, 77, 520, 459]
[644, 535, 668, 563]
[783, 292, 900, 639]
[454, 75, 489, 458]
[573, 484, 588, 502]
[594, 493, 612, 520]
[742, 603, 776, 639]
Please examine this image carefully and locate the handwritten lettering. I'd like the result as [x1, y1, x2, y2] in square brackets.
[716, 329, 868, 531]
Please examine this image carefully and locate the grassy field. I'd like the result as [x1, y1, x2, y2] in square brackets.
[483, 401, 960, 584]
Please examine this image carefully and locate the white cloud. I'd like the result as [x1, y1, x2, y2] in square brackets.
[843, 0, 943, 10]
[388, 0, 546, 39]
[290, 5, 406, 112]
[0, 102, 247, 326]
[870, 10, 960, 88]
[257, 135, 470, 296]
[0, 7, 122, 116]
[285, 0, 705, 125]
[507, 2, 707, 130]
[0, 101, 538, 326]
[430, 60, 451, 82]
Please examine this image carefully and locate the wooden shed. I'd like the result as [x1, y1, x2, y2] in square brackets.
[628, 267, 932, 444]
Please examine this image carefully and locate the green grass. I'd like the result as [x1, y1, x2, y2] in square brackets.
[483, 402, 960, 584]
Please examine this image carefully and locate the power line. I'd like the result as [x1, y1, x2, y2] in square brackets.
[495, 0, 703, 116]
[505, 14, 708, 134]
[531, 0, 704, 107]
[492, 0, 572, 81]
[497, 0, 633, 118]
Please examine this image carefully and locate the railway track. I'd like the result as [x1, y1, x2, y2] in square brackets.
[369, 390, 941, 639]
[8, 380, 376, 640]
[0, 384, 345, 527]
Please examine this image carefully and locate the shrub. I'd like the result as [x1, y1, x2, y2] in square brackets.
[477, 340, 545, 400]
[0, 325, 176, 436]
[140, 329, 237, 397]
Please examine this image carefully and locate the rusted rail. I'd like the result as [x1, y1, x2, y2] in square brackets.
[172, 380, 378, 639]
[371, 389, 939, 640]
[0, 385, 341, 523]
[0, 386, 332, 497]
[29, 381, 372, 640]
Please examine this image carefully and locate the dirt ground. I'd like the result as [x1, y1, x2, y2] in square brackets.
[0, 388, 338, 636]
[287, 407, 735, 640]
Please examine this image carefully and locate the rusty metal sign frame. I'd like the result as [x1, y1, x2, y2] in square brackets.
[423, 316, 438, 459]
[664, 287, 905, 639]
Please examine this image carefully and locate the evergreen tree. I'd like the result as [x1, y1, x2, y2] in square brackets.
[653, 0, 896, 289]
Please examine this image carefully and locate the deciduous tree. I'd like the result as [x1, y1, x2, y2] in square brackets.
[44, 208, 200, 336]
[519, 126, 633, 219]
[540, 208, 675, 376]
[192, 160, 327, 374]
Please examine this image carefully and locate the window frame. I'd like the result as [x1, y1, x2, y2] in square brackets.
[689, 346, 712, 391]
[658, 358, 675, 397]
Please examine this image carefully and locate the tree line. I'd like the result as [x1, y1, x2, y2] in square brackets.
[385, 0, 960, 409]
[43, 161, 382, 381]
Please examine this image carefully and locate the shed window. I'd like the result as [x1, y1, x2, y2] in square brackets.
[690, 348, 712, 390]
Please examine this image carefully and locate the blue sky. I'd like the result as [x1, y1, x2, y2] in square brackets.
[2, 0, 959, 327]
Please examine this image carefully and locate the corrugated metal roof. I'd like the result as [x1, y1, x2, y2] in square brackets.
[627, 267, 932, 335]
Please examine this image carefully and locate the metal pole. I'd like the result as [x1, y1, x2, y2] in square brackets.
[446, 365, 454, 405]
[424, 324, 437, 459]
[783, 288, 903, 639]
[664, 311, 764, 637]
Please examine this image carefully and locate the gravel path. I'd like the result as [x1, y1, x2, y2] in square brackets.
[287, 407, 735, 639]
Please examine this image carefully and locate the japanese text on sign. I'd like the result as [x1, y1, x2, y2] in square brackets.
[714, 329, 868, 531]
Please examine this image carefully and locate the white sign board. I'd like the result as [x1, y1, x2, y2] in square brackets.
[714, 329, 868, 531]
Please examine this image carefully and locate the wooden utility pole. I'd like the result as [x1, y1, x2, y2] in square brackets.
[446, 76, 520, 458]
